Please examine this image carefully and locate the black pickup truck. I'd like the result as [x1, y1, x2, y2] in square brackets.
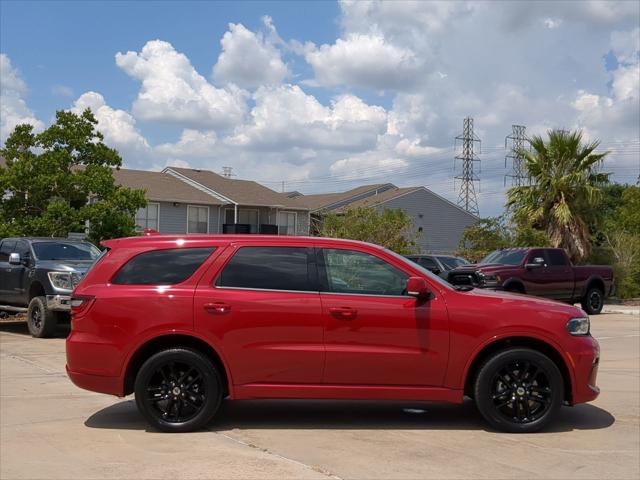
[0, 237, 101, 337]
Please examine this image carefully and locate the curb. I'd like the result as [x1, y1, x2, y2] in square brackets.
[602, 307, 640, 316]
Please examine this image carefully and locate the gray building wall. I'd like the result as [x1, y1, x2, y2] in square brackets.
[380, 188, 477, 254]
[156, 202, 221, 234]
[156, 202, 309, 235]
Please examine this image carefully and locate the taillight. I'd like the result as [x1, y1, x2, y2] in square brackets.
[70, 295, 95, 316]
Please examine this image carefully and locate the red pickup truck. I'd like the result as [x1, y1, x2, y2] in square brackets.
[447, 247, 614, 314]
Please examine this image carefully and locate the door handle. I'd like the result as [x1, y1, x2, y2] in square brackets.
[329, 306, 357, 320]
[203, 302, 231, 315]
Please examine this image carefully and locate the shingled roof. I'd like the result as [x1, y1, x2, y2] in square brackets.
[112, 168, 223, 205]
[164, 167, 307, 209]
[334, 187, 423, 212]
[291, 184, 393, 211]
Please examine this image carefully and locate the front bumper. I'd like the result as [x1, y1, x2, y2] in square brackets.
[46, 294, 71, 311]
[569, 335, 600, 404]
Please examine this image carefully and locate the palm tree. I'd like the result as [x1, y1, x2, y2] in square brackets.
[506, 130, 610, 263]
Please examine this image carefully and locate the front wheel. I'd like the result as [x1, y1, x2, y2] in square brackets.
[474, 348, 563, 433]
[27, 296, 58, 338]
[581, 287, 604, 315]
[134, 348, 222, 433]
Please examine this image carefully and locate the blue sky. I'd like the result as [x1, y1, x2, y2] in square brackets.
[1, 0, 639, 216]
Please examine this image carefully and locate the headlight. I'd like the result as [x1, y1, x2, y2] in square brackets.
[566, 317, 590, 336]
[479, 273, 500, 287]
[48, 272, 82, 290]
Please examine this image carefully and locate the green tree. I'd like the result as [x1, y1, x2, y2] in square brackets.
[457, 216, 510, 262]
[317, 207, 418, 254]
[0, 110, 146, 244]
[601, 186, 640, 298]
[506, 130, 610, 263]
[458, 215, 551, 262]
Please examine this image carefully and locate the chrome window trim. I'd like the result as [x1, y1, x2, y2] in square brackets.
[213, 285, 319, 295]
[213, 285, 412, 298]
[319, 291, 413, 299]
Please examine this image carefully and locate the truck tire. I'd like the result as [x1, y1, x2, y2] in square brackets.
[581, 287, 604, 315]
[27, 296, 58, 338]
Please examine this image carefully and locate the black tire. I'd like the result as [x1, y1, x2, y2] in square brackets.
[27, 296, 58, 338]
[474, 348, 563, 433]
[581, 287, 604, 315]
[134, 348, 222, 433]
[504, 284, 525, 294]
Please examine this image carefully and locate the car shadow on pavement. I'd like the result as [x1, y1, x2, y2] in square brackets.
[0, 319, 70, 338]
[85, 398, 615, 433]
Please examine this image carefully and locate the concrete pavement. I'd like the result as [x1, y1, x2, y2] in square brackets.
[1, 313, 638, 479]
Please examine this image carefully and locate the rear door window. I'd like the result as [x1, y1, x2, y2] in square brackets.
[112, 247, 215, 285]
[215, 246, 315, 292]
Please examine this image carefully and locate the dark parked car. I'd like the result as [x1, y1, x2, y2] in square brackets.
[447, 247, 614, 314]
[0, 237, 102, 337]
[67, 235, 599, 434]
[405, 254, 469, 277]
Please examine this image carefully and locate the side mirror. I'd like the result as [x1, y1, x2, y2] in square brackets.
[8, 253, 21, 265]
[407, 276, 431, 299]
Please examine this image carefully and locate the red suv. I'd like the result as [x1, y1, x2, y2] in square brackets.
[66, 235, 600, 433]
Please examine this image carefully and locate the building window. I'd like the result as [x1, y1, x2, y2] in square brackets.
[135, 203, 159, 231]
[225, 208, 259, 233]
[188, 205, 209, 233]
[278, 211, 297, 235]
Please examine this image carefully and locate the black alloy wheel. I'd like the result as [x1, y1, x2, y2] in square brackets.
[490, 361, 552, 424]
[582, 287, 604, 315]
[474, 348, 563, 433]
[135, 348, 222, 432]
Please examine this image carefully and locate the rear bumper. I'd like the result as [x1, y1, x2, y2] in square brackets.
[66, 365, 123, 396]
[66, 331, 124, 396]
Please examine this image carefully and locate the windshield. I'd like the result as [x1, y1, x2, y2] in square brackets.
[384, 249, 454, 289]
[33, 242, 101, 261]
[436, 256, 468, 270]
[480, 250, 526, 266]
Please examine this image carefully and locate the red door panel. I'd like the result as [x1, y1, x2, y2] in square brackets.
[321, 293, 450, 386]
[194, 243, 325, 386]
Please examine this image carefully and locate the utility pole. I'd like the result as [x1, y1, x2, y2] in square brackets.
[505, 124, 529, 186]
[222, 166, 233, 178]
[454, 117, 481, 216]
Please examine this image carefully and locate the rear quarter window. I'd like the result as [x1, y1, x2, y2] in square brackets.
[112, 247, 215, 285]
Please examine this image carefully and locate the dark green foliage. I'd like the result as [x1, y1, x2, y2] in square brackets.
[318, 207, 418, 255]
[0, 110, 146, 244]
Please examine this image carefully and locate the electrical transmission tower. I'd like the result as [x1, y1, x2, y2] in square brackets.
[222, 166, 234, 178]
[454, 117, 481, 216]
[504, 124, 529, 186]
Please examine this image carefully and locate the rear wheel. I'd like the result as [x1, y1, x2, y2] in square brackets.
[581, 287, 604, 315]
[27, 296, 57, 338]
[134, 348, 222, 433]
[474, 348, 563, 433]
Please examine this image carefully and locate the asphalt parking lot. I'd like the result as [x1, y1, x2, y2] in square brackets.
[1, 313, 638, 480]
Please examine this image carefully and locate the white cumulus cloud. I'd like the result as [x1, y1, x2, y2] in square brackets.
[0, 54, 44, 143]
[115, 40, 248, 129]
[304, 34, 424, 91]
[227, 84, 388, 152]
[72, 91, 152, 166]
[212, 22, 289, 89]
